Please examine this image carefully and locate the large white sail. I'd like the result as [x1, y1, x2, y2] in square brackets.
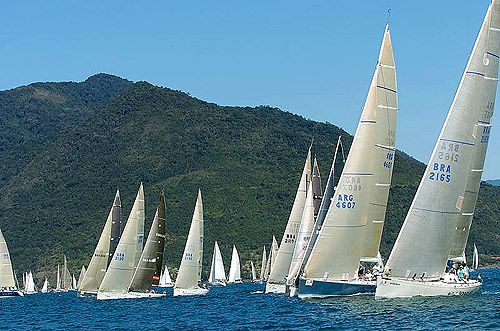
[0, 228, 16, 288]
[79, 190, 120, 293]
[99, 183, 145, 294]
[472, 244, 479, 271]
[228, 245, 242, 283]
[251, 261, 257, 281]
[76, 266, 86, 290]
[208, 241, 226, 283]
[287, 181, 315, 285]
[386, 3, 500, 281]
[175, 189, 204, 290]
[267, 148, 312, 286]
[303, 25, 397, 281]
[270, 235, 279, 274]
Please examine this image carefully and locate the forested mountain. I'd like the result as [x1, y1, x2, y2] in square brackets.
[0, 74, 498, 284]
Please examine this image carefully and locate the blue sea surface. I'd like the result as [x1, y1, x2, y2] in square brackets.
[0, 269, 499, 330]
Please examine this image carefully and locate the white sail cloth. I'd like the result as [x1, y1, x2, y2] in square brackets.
[209, 241, 226, 283]
[228, 245, 241, 283]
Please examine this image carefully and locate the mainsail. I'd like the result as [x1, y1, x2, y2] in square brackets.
[99, 183, 145, 294]
[76, 266, 86, 289]
[300, 137, 345, 276]
[175, 189, 204, 290]
[78, 190, 120, 293]
[267, 148, 311, 286]
[41, 278, 49, 293]
[0, 228, 16, 289]
[386, 2, 499, 280]
[472, 244, 479, 271]
[108, 190, 122, 267]
[129, 192, 167, 293]
[228, 245, 242, 283]
[208, 241, 226, 283]
[62, 255, 72, 290]
[270, 235, 279, 274]
[303, 25, 397, 281]
[251, 261, 257, 281]
[259, 246, 267, 281]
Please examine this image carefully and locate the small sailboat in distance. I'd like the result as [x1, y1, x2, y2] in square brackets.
[228, 245, 243, 284]
[0, 228, 23, 297]
[208, 241, 227, 286]
[24, 271, 37, 294]
[174, 189, 209, 296]
[76, 266, 86, 290]
[41, 278, 49, 293]
[159, 266, 174, 288]
[376, 1, 499, 298]
[259, 246, 267, 282]
[251, 261, 257, 282]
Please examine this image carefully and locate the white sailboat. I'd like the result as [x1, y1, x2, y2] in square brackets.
[266, 148, 311, 294]
[472, 244, 479, 271]
[55, 265, 61, 292]
[173, 189, 209, 296]
[159, 266, 174, 288]
[299, 23, 398, 298]
[79, 190, 121, 295]
[0, 228, 23, 297]
[41, 278, 49, 293]
[251, 261, 257, 282]
[24, 271, 37, 294]
[259, 246, 267, 282]
[376, 2, 499, 298]
[76, 266, 86, 290]
[208, 241, 227, 286]
[97, 184, 145, 300]
[72, 275, 77, 290]
[228, 245, 242, 284]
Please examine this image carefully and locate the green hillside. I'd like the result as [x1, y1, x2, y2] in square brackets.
[0, 74, 498, 284]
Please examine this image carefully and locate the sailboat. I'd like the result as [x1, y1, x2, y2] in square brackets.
[72, 275, 77, 290]
[126, 192, 168, 298]
[299, 23, 398, 298]
[173, 189, 209, 296]
[0, 228, 23, 297]
[24, 271, 37, 294]
[79, 190, 121, 295]
[41, 278, 49, 293]
[259, 246, 267, 282]
[62, 255, 72, 291]
[55, 265, 61, 292]
[266, 148, 311, 294]
[159, 266, 174, 288]
[472, 244, 479, 271]
[251, 261, 257, 282]
[228, 245, 243, 284]
[376, 2, 499, 298]
[76, 266, 86, 289]
[208, 241, 227, 286]
[287, 157, 323, 296]
[97, 184, 145, 300]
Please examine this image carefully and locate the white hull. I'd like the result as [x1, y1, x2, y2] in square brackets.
[265, 282, 286, 294]
[173, 287, 209, 297]
[97, 291, 166, 300]
[375, 277, 482, 298]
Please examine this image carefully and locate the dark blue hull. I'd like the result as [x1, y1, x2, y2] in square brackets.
[298, 278, 375, 298]
[0, 290, 23, 297]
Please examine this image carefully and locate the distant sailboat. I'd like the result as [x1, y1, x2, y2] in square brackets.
[251, 261, 257, 282]
[228, 245, 242, 284]
[62, 255, 72, 291]
[41, 278, 49, 293]
[299, 23, 398, 298]
[127, 192, 168, 298]
[208, 241, 227, 286]
[259, 246, 267, 282]
[79, 190, 121, 295]
[266, 148, 311, 294]
[72, 275, 77, 290]
[0, 228, 24, 297]
[173, 189, 209, 296]
[472, 244, 479, 271]
[76, 266, 86, 290]
[97, 184, 145, 300]
[55, 265, 61, 292]
[159, 266, 174, 288]
[376, 2, 499, 298]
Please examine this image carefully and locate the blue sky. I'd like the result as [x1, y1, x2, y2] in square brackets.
[1, 1, 499, 179]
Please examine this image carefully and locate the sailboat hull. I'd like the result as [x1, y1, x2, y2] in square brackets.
[173, 287, 209, 296]
[375, 277, 482, 298]
[96, 291, 166, 300]
[0, 290, 24, 298]
[265, 282, 287, 294]
[297, 278, 375, 299]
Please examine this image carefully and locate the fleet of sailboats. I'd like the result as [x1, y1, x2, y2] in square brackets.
[1, 3, 497, 303]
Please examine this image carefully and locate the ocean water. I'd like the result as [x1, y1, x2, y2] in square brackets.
[1, 269, 499, 330]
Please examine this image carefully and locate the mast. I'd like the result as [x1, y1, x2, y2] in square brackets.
[386, 2, 500, 280]
[303, 24, 397, 281]
[175, 189, 204, 290]
[108, 190, 122, 267]
[99, 183, 145, 294]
